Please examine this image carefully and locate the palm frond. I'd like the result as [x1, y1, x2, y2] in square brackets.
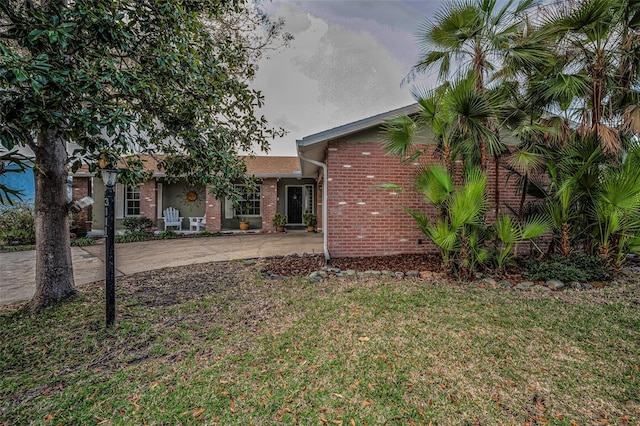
[382, 115, 416, 159]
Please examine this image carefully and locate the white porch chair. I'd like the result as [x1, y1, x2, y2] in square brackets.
[163, 207, 183, 231]
[189, 216, 206, 231]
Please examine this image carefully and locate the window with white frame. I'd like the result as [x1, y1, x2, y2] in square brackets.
[234, 185, 261, 216]
[125, 185, 141, 216]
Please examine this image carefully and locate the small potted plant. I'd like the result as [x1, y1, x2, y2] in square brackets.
[303, 212, 317, 232]
[236, 200, 250, 230]
[272, 212, 287, 232]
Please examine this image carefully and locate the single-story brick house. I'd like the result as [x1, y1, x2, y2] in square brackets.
[71, 103, 525, 258]
[296, 104, 525, 258]
[72, 156, 318, 233]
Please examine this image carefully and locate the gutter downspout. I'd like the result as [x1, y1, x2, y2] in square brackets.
[298, 152, 330, 263]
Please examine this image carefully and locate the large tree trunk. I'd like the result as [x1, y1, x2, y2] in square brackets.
[29, 131, 77, 311]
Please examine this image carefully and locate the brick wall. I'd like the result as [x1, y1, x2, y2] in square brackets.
[71, 177, 92, 231]
[138, 180, 157, 223]
[326, 141, 437, 257]
[205, 188, 222, 232]
[326, 141, 526, 257]
[260, 178, 278, 232]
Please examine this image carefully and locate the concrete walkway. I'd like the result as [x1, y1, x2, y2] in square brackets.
[0, 232, 323, 305]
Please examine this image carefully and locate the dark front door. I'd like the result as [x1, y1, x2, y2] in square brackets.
[287, 187, 303, 224]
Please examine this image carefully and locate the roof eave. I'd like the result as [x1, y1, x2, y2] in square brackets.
[296, 103, 421, 177]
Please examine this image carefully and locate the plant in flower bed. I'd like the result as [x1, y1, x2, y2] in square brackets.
[1, 261, 638, 424]
[0, 203, 36, 248]
[520, 253, 613, 283]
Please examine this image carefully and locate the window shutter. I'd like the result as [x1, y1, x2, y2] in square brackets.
[224, 198, 234, 219]
[115, 183, 124, 218]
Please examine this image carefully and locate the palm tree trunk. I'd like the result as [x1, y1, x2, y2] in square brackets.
[518, 173, 528, 220]
[494, 154, 500, 219]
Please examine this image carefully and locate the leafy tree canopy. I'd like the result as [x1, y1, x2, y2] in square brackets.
[0, 0, 288, 197]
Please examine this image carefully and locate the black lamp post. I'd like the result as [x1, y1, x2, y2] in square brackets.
[102, 166, 118, 327]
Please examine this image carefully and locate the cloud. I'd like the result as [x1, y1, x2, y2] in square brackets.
[253, 1, 428, 155]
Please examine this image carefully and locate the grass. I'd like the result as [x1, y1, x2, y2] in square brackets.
[1, 262, 639, 425]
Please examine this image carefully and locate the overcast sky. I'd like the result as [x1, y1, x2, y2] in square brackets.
[252, 0, 444, 156]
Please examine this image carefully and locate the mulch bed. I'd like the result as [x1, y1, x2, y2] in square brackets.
[262, 254, 443, 277]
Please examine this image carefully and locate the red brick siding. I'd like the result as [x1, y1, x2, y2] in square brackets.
[327, 141, 437, 257]
[261, 178, 278, 232]
[138, 180, 157, 223]
[326, 141, 527, 257]
[205, 188, 222, 232]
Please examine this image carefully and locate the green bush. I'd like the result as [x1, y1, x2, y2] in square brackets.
[0, 204, 36, 246]
[122, 216, 154, 234]
[521, 253, 612, 282]
[115, 231, 154, 243]
[157, 229, 177, 239]
[70, 237, 95, 247]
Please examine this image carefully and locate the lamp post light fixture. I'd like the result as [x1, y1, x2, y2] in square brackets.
[101, 166, 119, 327]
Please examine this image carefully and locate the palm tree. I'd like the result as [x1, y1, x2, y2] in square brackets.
[536, 0, 640, 156]
[383, 75, 498, 177]
[410, 0, 538, 169]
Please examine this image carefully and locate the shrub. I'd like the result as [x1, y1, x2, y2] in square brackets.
[70, 237, 95, 247]
[122, 216, 154, 234]
[158, 229, 177, 239]
[272, 213, 287, 227]
[115, 231, 154, 243]
[0, 204, 36, 246]
[520, 253, 612, 282]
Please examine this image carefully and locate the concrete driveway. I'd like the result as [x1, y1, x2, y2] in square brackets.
[0, 232, 322, 305]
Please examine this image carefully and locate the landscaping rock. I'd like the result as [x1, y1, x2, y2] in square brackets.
[269, 274, 280, 280]
[364, 270, 381, 276]
[345, 269, 356, 276]
[546, 280, 565, 291]
[406, 270, 420, 278]
[499, 280, 513, 288]
[309, 271, 319, 279]
[533, 284, 552, 292]
[481, 277, 497, 286]
[381, 270, 395, 276]
[515, 281, 534, 290]
[309, 276, 322, 283]
[317, 270, 329, 278]
[244, 259, 256, 265]
[395, 272, 405, 279]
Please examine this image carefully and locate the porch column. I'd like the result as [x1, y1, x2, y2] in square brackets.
[205, 187, 222, 232]
[138, 179, 157, 224]
[261, 178, 278, 232]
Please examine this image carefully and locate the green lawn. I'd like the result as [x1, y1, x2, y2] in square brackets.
[1, 262, 638, 425]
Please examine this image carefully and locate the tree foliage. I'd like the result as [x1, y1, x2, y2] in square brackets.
[0, 0, 289, 310]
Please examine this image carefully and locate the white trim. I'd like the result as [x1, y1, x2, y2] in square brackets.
[233, 184, 262, 217]
[115, 183, 124, 219]
[124, 184, 141, 217]
[224, 197, 234, 219]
